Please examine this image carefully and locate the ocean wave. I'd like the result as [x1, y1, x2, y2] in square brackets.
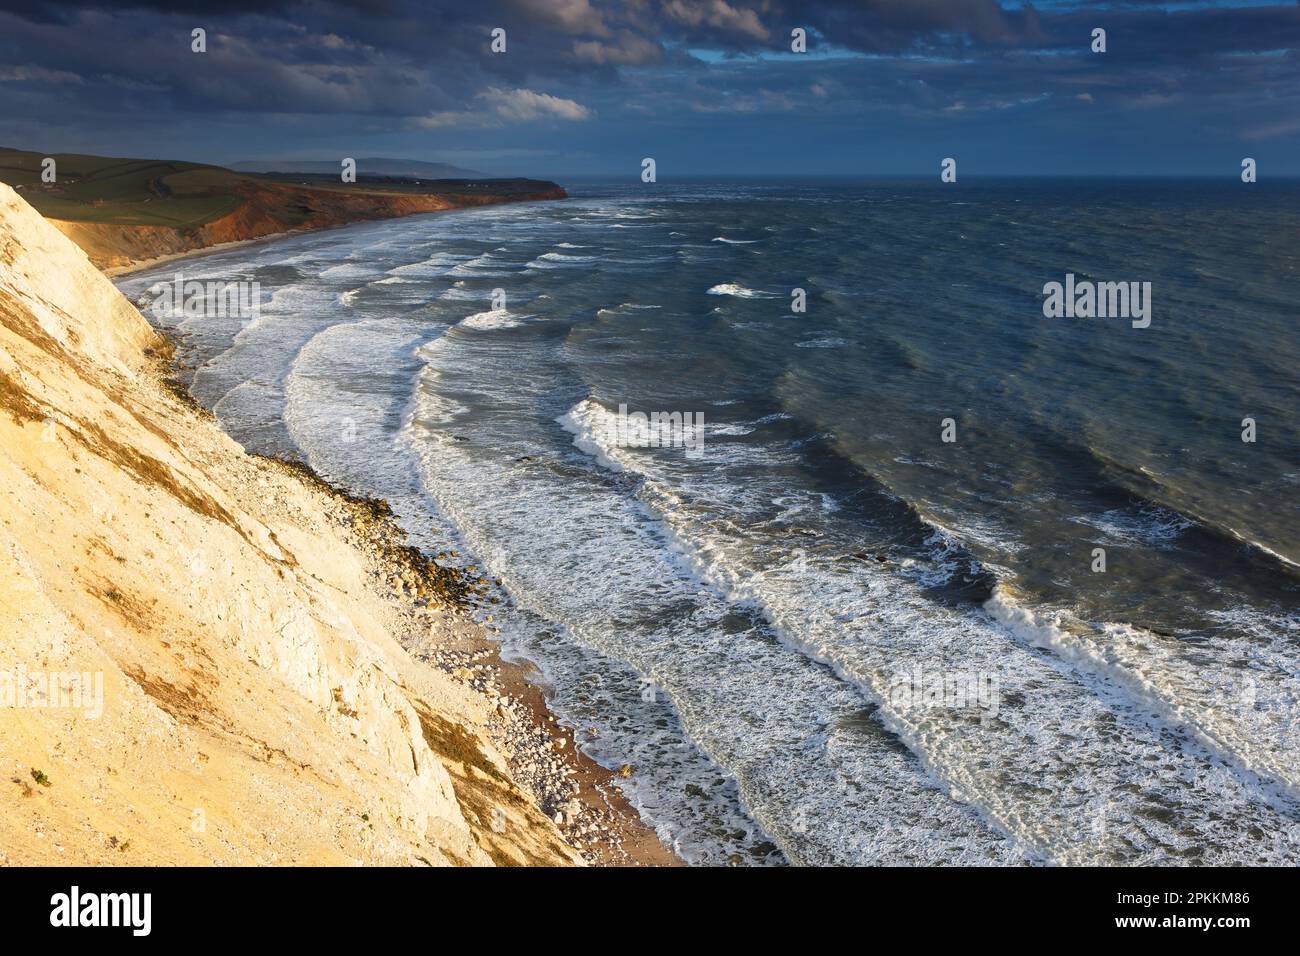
[557, 397, 727, 471]
[561, 407, 1300, 862]
[1070, 505, 1193, 547]
[550, 397, 1036, 862]
[596, 303, 664, 317]
[1225, 527, 1300, 570]
[985, 584, 1300, 802]
[438, 282, 482, 301]
[447, 253, 510, 277]
[1026, 421, 1300, 579]
[319, 262, 376, 280]
[556, 398, 641, 473]
[707, 283, 779, 299]
[526, 251, 600, 269]
[459, 309, 524, 330]
[386, 252, 470, 278]
[711, 237, 760, 244]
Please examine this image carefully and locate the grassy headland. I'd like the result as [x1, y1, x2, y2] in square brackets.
[0, 148, 565, 271]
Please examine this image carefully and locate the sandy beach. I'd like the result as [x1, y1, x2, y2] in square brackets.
[101, 231, 303, 278]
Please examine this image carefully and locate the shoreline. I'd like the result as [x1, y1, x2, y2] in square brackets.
[49, 177, 567, 274]
[124, 237, 680, 867]
[103, 229, 304, 277]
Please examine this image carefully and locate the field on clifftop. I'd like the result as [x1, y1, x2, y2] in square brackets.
[0, 148, 243, 227]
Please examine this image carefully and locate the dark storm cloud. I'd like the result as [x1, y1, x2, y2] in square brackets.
[1, 1, 1296, 110]
[0, 1, 1296, 170]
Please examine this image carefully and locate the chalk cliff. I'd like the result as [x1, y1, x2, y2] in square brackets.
[0, 182, 580, 866]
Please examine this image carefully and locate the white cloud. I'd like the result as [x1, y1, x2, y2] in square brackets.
[519, 0, 610, 36]
[690, 88, 796, 114]
[573, 33, 663, 65]
[0, 65, 83, 85]
[482, 87, 592, 122]
[662, 0, 769, 42]
[415, 87, 593, 128]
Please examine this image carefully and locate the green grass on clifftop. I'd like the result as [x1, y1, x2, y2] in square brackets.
[0, 148, 245, 227]
[0, 148, 564, 232]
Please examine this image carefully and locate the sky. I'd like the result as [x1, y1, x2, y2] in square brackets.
[0, 0, 1297, 177]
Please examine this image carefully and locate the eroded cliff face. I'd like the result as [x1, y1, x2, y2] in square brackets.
[0, 182, 579, 866]
[51, 179, 567, 272]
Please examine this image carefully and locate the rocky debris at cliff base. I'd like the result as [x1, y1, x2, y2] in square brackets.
[253, 453, 675, 866]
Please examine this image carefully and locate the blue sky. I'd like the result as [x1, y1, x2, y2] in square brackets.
[0, 0, 1297, 177]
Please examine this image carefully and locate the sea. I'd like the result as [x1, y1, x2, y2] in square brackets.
[117, 177, 1300, 865]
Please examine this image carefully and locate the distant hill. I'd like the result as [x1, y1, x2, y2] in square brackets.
[233, 157, 485, 179]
